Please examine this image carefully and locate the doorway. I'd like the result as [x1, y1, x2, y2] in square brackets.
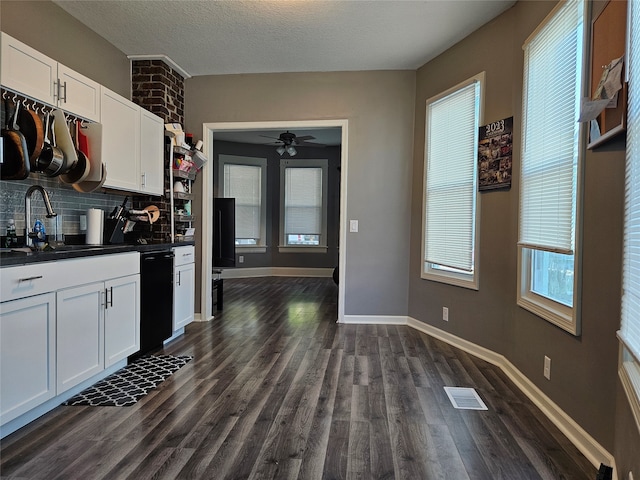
[200, 119, 348, 322]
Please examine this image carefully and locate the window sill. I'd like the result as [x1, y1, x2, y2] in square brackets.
[236, 246, 267, 254]
[421, 270, 478, 290]
[278, 246, 328, 254]
[517, 294, 579, 335]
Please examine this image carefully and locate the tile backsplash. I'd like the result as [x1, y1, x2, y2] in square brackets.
[0, 174, 126, 240]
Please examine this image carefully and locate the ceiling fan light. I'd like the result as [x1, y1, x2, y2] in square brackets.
[286, 145, 297, 156]
[276, 145, 286, 155]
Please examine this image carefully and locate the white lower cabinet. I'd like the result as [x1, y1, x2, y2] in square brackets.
[173, 262, 195, 330]
[173, 245, 195, 331]
[104, 275, 140, 367]
[0, 293, 56, 425]
[0, 252, 140, 435]
[56, 283, 104, 393]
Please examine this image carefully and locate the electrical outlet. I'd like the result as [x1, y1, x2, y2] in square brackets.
[349, 219, 359, 232]
[442, 306, 449, 321]
[239, 255, 244, 264]
[544, 356, 551, 380]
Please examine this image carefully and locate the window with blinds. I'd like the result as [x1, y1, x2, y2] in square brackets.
[620, 0, 640, 431]
[220, 155, 267, 248]
[280, 159, 328, 249]
[421, 72, 483, 289]
[517, 0, 585, 334]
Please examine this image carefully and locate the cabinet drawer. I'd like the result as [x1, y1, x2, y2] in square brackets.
[173, 245, 195, 266]
[0, 262, 59, 302]
[1, 252, 140, 303]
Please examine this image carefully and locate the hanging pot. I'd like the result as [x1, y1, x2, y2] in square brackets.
[0, 100, 30, 180]
[38, 111, 66, 177]
[16, 104, 44, 169]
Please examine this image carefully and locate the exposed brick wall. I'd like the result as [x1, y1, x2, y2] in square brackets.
[131, 59, 186, 243]
[131, 60, 184, 124]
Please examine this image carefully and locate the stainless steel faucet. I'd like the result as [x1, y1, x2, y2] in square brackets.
[25, 185, 57, 247]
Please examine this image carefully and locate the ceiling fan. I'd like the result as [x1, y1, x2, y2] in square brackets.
[259, 131, 325, 156]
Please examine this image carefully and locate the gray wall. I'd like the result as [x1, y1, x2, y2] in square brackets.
[213, 141, 340, 270]
[409, 0, 625, 456]
[185, 71, 416, 316]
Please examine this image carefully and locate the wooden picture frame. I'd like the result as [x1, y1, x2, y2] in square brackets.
[588, 0, 628, 149]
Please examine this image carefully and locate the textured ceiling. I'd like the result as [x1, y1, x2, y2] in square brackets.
[53, 0, 515, 78]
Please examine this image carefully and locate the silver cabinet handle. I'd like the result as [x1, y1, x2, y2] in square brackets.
[177, 271, 181, 286]
[18, 275, 43, 283]
[105, 286, 113, 309]
[141, 172, 146, 187]
[60, 81, 67, 103]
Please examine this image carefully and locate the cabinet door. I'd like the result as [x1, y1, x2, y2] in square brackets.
[105, 275, 140, 367]
[57, 64, 101, 122]
[56, 283, 104, 393]
[139, 109, 165, 195]
[0, 293, 56, 425]
[101, 87, 141, 192]
[173, 262, 195, 330]
[0, 32, 57, 106]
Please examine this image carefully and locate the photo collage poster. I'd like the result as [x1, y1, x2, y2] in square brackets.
[478, 116, 513, 191]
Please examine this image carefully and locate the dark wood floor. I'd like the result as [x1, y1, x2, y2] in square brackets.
[1, 277, 596, 479]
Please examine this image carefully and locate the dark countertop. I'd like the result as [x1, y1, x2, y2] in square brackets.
[0, 242, 195, 268]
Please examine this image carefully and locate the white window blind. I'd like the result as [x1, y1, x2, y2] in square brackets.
[224, 164, 261, 240]
[424, 81, 479, 272]
[284, 167, 322, 236]
[519, 0, 583, 254]
[621, 0, 640, 364]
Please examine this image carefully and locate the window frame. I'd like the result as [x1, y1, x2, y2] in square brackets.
[618, 0, 640, 436]
[279, 158, 329, 253]
[421, 72, 484, 290]
[219, 154, 268, 253]
[517, 0, 588, 335]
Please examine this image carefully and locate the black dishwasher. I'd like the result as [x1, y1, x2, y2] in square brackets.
[137, 249, 174, 357]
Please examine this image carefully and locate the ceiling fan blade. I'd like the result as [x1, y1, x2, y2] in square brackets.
[294, 135, 315, 142]
[297, 140, 326, 147]
[259, 134, 283, 141]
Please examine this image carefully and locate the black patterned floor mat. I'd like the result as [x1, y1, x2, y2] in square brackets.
[63, 354, 193, 407]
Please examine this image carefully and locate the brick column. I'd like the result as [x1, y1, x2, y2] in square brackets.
[130, 60, 186, 243]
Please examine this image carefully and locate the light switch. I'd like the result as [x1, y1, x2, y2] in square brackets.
[349, 219, 359, 232]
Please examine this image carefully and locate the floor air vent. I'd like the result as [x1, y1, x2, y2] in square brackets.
[444, 387, 488, 410]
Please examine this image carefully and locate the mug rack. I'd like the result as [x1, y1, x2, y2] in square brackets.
[1, 87, 91, 126]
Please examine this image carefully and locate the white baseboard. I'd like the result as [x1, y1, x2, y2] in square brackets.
[339, 313, 616, 474]
[194, 312, 213, 322]
[341, 315, 408, 325]
[221, 267, 334, 279]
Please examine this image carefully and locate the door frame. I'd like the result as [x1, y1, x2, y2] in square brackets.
[200, 119, 349, 322]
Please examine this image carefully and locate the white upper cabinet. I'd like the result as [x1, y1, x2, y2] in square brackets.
[1, 32, 100, 122]
[101, 87, 164, 195]
[139, 108, 165, 195]
[101, 87, 141, 192]
[57, 64, 101, 122]
[1, 33, 57, 105]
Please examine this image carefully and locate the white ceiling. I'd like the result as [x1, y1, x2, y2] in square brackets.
[52, 0, 514, 145]
[53, 0, 515, 78]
